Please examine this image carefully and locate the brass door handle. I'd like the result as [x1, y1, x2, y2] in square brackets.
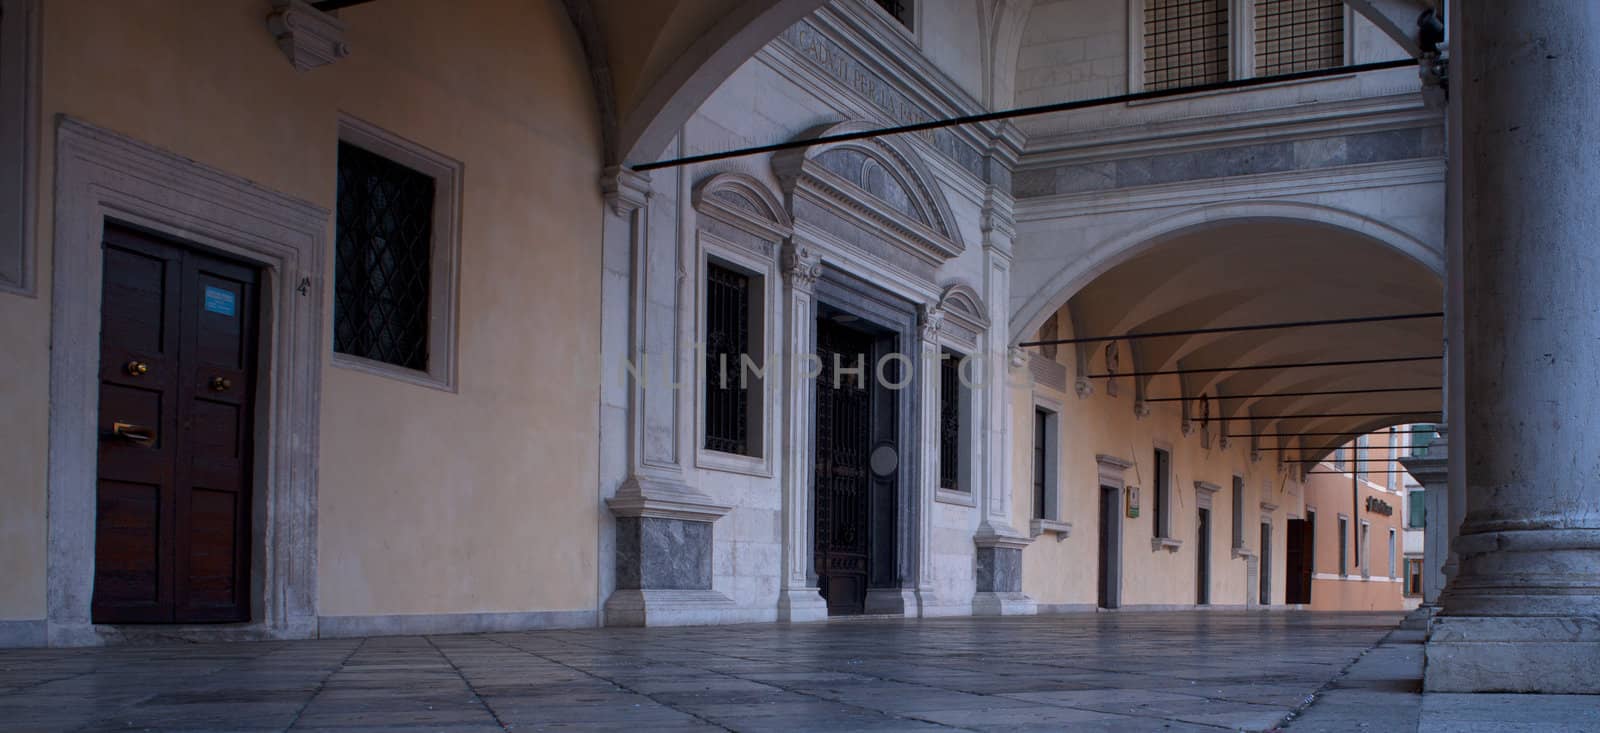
[210, 376, 232, 392]
[109, 421, 155, 444]
[125, 361, 150, 377]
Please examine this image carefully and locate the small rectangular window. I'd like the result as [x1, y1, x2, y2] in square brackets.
[1231, 475, 1244, 549]
[1359, 521, 1371, 577]
[704, 261, 753, 455]
[1407, 489, 1426, 529]
[873, 0, 914, 29]
[1153, 447, 1172, 538]
[1338, 516, 1349, 576]
[1356, 434, 1370, 482]
[1405, 558, 1423, 596]
[1144, 0, 1229, 91]
[1305, 508, 1316, 573]
[939, 352, 964, 491]
[1254, 0, 1344, 77]
[1410, 423, 1438, 456]
[1388, 528, 1396, 578]
[1032, 408, 1059, 520]
[334, 141, 436, 371]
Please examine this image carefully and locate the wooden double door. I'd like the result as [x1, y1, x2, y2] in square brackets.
[93, 224, 260, 624]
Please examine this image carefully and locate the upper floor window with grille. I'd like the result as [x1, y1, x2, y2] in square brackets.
[1255, 0, 1344, 76]
[873, 0, 914, 30]
[939, 352, 965, 491]
[1153, 447, 1173, 538]
[335, 141, 435, 371]
[704, 261, 756, 456]
[1144, 0, 1229, 91]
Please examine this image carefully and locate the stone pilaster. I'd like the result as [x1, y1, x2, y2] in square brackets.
[971, 185, 1034, 616]
[775, 243, 829, 622]
[1426, 0, 1600, 693]
[599, 165, 734, 626]
[912, 304, 944, 615]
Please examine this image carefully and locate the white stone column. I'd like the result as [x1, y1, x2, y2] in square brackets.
[1441, 0, 1468, 590]
[775, 243, 828, 622]
[1426, 0, 1600, 693]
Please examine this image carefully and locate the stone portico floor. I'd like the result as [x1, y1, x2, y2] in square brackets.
[0, 611, 1594, 732]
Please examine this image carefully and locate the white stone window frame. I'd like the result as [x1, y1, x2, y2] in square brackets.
[1150, 440, 1181, 552]
[693, 232, 777, 477]
[47, 118, 327, 644]
[0, 0, 39, 295]
[1029, 394, 1070, 539]
[1126, 0, 1355, 93]
[331, 115, 462, 392]
[1337, 513, 1351, 577]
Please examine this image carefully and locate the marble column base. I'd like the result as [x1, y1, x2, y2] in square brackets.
[1425, 615, 1600, 693]
[604, 589, 743, 627]
[777, 587, 828, 623]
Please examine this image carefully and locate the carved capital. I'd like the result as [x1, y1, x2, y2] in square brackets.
[781, 243, 822, 291]
[1133, 401, 1151, 419]
[918, 305, 944, 344]
[1250, 448, 1262, 463]
[1074, 376, 1093, 400]
[267, 0, 350, 71]
[1181, 418, 1195, 437]
[601, 165, 651, 216]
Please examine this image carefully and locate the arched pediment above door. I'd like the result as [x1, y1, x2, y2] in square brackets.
[773, 120, 963, 268]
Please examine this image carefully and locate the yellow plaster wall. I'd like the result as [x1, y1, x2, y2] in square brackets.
[1304, 432, 1410, 612]
[1017, 308, 1303, 608]
[1, 0, 603, 621]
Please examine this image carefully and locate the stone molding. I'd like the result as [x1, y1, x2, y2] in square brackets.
[691, 171, 793, 244]
[1095, 453, 1134, 489]
[605, 476, 731, 523]
[604, 589, 743, 627]
[48, 116, 327, 645]
[1194, 481, 1220, 510]
[317, 610, 595, 638]
[600, 165, 651, 215]
[266, 0, 350, 71]
[1152, 537, 1182, 553]
[1029, 518, 1072, 542]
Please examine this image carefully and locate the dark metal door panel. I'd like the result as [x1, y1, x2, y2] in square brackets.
[814, 320, 873, 615]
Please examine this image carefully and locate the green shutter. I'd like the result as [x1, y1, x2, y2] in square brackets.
[1408, 489, 1426, 529]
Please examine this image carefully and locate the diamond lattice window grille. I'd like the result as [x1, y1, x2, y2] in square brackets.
[334, 141, 435, 371]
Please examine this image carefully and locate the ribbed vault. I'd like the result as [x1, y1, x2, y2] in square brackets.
[1058, 219, 1443, 460]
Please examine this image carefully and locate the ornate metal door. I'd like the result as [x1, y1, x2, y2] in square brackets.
[814, 319, 874, 615]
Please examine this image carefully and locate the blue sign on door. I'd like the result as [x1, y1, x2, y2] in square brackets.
[203, 286, 237, 317]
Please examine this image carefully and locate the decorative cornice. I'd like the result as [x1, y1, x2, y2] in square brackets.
[974, 529, 1033, 550]
[1096, 453, 1134, 488]
[1194, 481, 1221, 495]
[266, 0, 349, 72]
[606, 475, 731, 523]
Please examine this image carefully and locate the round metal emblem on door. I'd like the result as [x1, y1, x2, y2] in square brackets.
[869, 443, 898, 477]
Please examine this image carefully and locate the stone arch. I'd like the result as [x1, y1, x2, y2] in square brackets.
[617, 0, 830, 164]
[1009, 200, 1445, 343]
